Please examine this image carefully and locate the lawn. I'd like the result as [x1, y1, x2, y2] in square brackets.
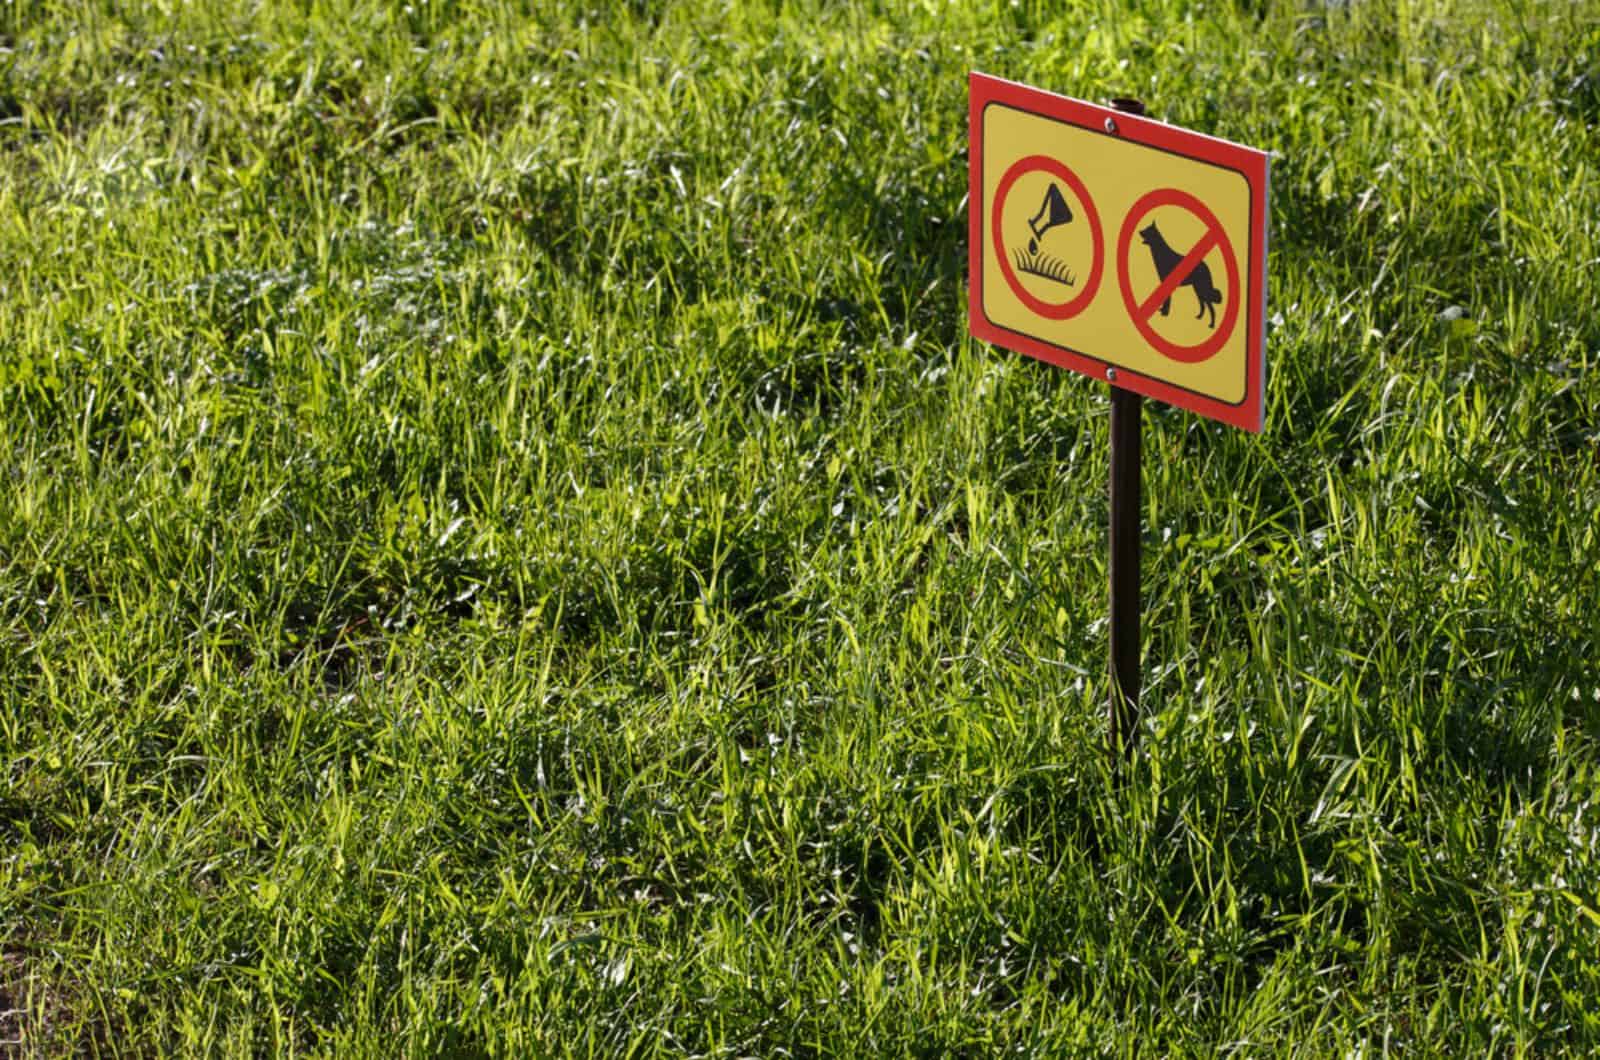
[3, 0, 1599, 1054]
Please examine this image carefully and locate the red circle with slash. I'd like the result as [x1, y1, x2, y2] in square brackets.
[1116, 188, 1241, 364]
[991, 156, 1104, 320]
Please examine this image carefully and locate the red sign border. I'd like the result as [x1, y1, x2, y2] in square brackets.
[968, 71, 1269, 433]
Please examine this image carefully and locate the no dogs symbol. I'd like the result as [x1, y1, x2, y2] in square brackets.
[1115, 188, 1241, 364]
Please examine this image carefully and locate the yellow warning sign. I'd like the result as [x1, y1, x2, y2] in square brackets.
[969, 73, 1269, 432]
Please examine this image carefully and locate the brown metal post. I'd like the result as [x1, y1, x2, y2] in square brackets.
[1108, 386, 1142, 756]
[1107, 97, 1146, 757]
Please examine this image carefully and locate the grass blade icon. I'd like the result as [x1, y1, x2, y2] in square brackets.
[1014, 247, 1077, 288]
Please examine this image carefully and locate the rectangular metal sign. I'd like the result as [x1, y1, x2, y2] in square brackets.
[968, 72, 1270, 432]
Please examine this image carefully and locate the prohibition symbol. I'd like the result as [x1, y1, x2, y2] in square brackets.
[991, 155, 1104, 320]
[1116, 188, 1242, 364]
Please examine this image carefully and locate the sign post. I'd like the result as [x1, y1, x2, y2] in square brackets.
[967, 75, 1270, 755]
[1105, 100, 1145, 756]
[1108, 380, 1141, 755]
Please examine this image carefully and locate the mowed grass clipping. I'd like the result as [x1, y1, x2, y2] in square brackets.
[2, 0, 1599, 1054]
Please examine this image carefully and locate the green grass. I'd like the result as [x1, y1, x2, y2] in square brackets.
[3, 0, 1599, 1054]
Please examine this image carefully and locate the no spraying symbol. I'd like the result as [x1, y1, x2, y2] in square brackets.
[1116, 188, 1241, 364]
[991, 155, 1104, 320]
